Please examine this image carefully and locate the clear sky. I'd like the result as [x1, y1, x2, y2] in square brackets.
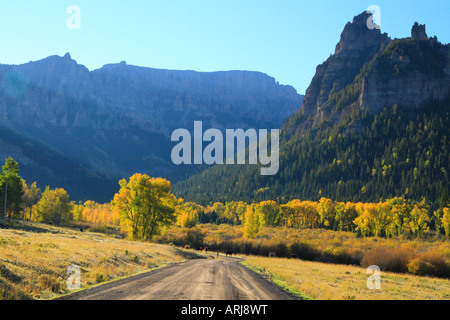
[0, 0, 448, 94]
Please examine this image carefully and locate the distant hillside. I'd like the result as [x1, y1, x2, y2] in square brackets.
[0, 124, 117, 202]
[174, 12, 450, 207]
[0, 55, 303, 201]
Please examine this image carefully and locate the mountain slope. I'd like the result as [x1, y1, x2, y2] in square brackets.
[0, 124, 117, 202]
[173, 12, 450, 207]
[0, 55, 303, 201]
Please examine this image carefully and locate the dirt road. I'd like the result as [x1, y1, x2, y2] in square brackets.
[60, 256, 297, 300]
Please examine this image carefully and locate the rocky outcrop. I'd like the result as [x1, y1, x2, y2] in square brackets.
[287, 12, 449, 135]
[412, 22, 427, 40]
[334, 12, 390, 55]
[360, 70, 448, 113]
[359, 26, 449, 113]
[300, 11, 390, 119]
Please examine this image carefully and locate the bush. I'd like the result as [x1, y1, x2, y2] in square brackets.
[361, 247, 411, 273]
[38, 274, 62, 293]
[290, 242, 318, 261]
[407, 259, 431, 275]
[274, 242, 290, 258]
[322, 247, 362, 265]
[95, 273, 106, 283]
[242, 240, 255, 255]
[256, 241, 274, 257]
[186, 228, 205, 248]
[408, 253, 449, 278]
[362, 247, 449, 278]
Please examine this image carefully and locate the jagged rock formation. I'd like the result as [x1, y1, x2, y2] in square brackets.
[300, 12, 390, 118]
[286, 12, 449, 135]
[359, 22, 448, 114]
[411, 22, 427, 40]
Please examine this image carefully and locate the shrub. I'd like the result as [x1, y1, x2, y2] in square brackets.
[290, 242, 318, 261]
[38, 274, 62, 293]
[407, 259, 430, 276]
[242, 240, 255, 255]
[274, 242, 290, 258]
[95, 273, 106, 283]
[323, 247, 362, 265]
[131, 255, 140, 264]
[361, 247, 411, 273]
[186, 228, 205, 248]
[408, 252, 449, 278]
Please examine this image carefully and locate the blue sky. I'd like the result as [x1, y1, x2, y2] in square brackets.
[0, 0, 448, 94]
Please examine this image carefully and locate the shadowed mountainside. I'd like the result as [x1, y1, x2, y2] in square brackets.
[0, 56, 303, 201]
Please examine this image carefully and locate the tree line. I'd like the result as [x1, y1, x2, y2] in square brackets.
[177, 197, 450, 240]
[0, 159, 182, 241]
[0, 158, 76, 228]
[2, 156, 448, 241]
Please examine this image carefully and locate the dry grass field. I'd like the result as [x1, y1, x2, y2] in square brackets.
[0, 222, 200, 300]
[158, 224, 450, 278]
[244, 256, 450, 300]
[2, 221, 449, 300]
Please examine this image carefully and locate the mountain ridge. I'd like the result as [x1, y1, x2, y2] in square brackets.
[0, 55, 303, 201]
[173, 12, 450, 206]
[284, 11, 449, 138]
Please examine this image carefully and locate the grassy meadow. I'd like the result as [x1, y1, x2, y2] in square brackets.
[157, 224, 450, 278]
[244, 256, 450, 300]
[1, 220, 449, 300]
[0, 222, 200, 300]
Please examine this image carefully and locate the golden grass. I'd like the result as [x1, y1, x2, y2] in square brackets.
[244, 256, 450, 300]
[162, 224, 450, 261]
[0, 222, 198, 300]
[159, 224, 450, 278]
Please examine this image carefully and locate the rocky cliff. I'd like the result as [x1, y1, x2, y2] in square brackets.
[0, 57, 302, 200]
[360, 35, 449, 114]
[298, 12, 390, 122]
[0, 55, 301, 135]
[286, 11, 449, 135]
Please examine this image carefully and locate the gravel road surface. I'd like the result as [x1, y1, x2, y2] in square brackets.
[60, 256, 297, 300]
